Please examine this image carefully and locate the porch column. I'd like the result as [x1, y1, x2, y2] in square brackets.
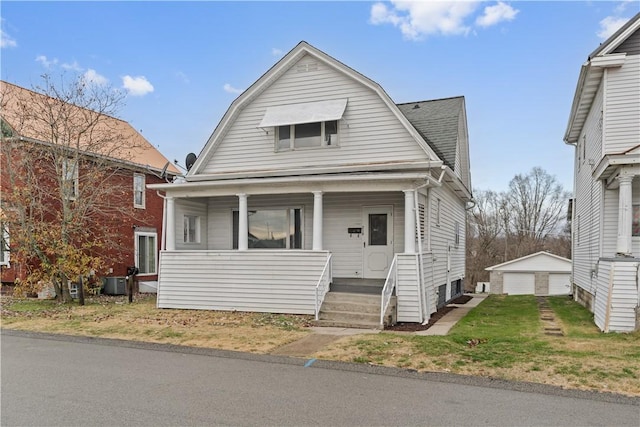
[165, 196, 175, 251]
[616, 174, 633, 256]
[403, 189, 416, 254]
[312, 191, 323, 251]
[237, 193, 248, 251]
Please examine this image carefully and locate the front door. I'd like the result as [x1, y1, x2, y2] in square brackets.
[363, 206, 393, 279]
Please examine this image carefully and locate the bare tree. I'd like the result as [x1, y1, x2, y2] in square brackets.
[502, 167, 570, 258]
[1, 75, 146, 302]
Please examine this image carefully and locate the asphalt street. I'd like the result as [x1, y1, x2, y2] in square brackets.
[1, 330, 639, 426]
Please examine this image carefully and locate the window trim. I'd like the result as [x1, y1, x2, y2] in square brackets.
[275, 120, 339, 152]
[0, 222, 9, 266]
[134, 231, 157, 276]
[62, 158, 79, 200]
[133, 173, 146, 209]
[183, 215, 201, 244]
[232, 207, 304, 249]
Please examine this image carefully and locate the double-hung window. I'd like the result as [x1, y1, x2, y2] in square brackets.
[183, 215, 200, 244]
[259, 99, 347, 152]
[133, 173, 145, 208]
[62, 158, 79, 200]
[233, 208, 302, 249]
[135, 231, 157, 275]
[276, 120, 338, 151]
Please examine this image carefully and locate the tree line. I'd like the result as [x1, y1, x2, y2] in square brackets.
[465, 167, 571, 291]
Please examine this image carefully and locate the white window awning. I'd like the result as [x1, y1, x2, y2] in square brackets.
[258, 98, 348, 128]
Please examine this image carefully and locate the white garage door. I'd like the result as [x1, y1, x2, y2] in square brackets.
[549, 273, 571, 295]
[503, 273, 535, 295]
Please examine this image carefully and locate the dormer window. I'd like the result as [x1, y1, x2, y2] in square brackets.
[276, 120, 338, 151]
[259, 99, 347, 152]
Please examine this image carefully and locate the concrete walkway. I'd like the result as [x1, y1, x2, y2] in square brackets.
[274, 293, 487, 356]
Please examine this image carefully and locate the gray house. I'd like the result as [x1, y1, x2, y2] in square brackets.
[564, 13, 640, 332]
[150, 42, 473, 327]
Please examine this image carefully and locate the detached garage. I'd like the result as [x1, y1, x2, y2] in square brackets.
[486, 252, 571, 296]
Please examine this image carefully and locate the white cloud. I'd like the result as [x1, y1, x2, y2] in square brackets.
[35, 55, 58, 68]
[597, 16, 629, 39]
[61, 60, 82, 72]
[476, 1, 519, 28]
[223, 83, 243, 94]
[271, 48, 283, 56]
[83, 69, 108, 86]
[370, 1, 481, 40]
[614, 0, 635, 14]
[370, 1, 520, 40]
[1, 29, 16, 48]
[122, 75, 154, 96]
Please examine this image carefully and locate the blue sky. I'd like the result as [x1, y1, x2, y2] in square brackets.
[1, 1, 638, 192]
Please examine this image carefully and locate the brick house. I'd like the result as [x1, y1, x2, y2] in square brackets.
[0, 80, 179, 292]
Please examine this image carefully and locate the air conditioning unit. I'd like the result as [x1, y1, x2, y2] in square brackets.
[103, 277, 126, 295]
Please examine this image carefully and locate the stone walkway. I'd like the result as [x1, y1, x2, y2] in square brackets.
[537, 296, 564, 336]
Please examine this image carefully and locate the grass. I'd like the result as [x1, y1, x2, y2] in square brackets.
[2, 293, 639, 397]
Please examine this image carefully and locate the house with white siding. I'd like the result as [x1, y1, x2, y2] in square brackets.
[149, 41, 473, 328]
[564, 13, 640, 332]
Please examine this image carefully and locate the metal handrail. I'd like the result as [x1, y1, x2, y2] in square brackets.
[314, 253, 333, 320]
[380, 254, 398, 327]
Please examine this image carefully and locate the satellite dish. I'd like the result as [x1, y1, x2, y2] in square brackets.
[160, 161, 170, 180]
[185, 153, 197, 171]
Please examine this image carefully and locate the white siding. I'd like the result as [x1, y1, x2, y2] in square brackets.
[426, 184, 466, 293]
[603, 56, 640, 155]
[157, 250, 330, 314]
[493, 254, 571, 272]
[573, 83, 604, 295]
[594, 260, 639, 332]
[200, 54, 429, 175]
[396, 254, 421, 322]
[175, 199, 209, 250]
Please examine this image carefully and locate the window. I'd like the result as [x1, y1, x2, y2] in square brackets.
[233, 208, 302, 249]
[183, 215, 200, 243]
[633, 206, 640, 237]
[276, 120, 338, 151]
[133, 174, 145, 208]
[418, 202, 425, 240]
[0, 222, 9, 266]
[454, 221, 460, 247]
[436, 198, 441, 226]
[135, 232, 157, 275]
[62, 158, 78, 200]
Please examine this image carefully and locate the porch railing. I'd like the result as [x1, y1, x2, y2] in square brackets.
[314, 254, 333, 320]
[380, 254, 398, 327]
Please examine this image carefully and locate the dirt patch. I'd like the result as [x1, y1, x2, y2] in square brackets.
[450, 294, 473, 305]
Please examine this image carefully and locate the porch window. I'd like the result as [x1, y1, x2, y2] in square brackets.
[183, 215, 200, 243]
[233, 208, 302, 249]
[133, 173, 145, 208]
[633, 205, 640, 236]
[135, 231, 157, 275]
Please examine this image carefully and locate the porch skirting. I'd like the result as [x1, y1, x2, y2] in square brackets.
[594, 257, 640, 332]
[157, 250, 330, 314]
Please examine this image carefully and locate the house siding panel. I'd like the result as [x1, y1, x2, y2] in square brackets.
[396, 254, 421, 322]
[200, 55, 429, 175]
[573, 84, 604, 295]
[157, 250, 329, 314]
[603, 56, 640, 155]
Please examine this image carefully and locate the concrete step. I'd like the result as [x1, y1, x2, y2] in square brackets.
[321, 300, 381, 314]
[317, 291, 396, 328]
[318, 310, 380, 324]
[314, 319, 381, 329]
[322, 292, 381, 304]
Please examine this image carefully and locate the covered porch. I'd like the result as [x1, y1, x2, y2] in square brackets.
[151, 169, 442, 325]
